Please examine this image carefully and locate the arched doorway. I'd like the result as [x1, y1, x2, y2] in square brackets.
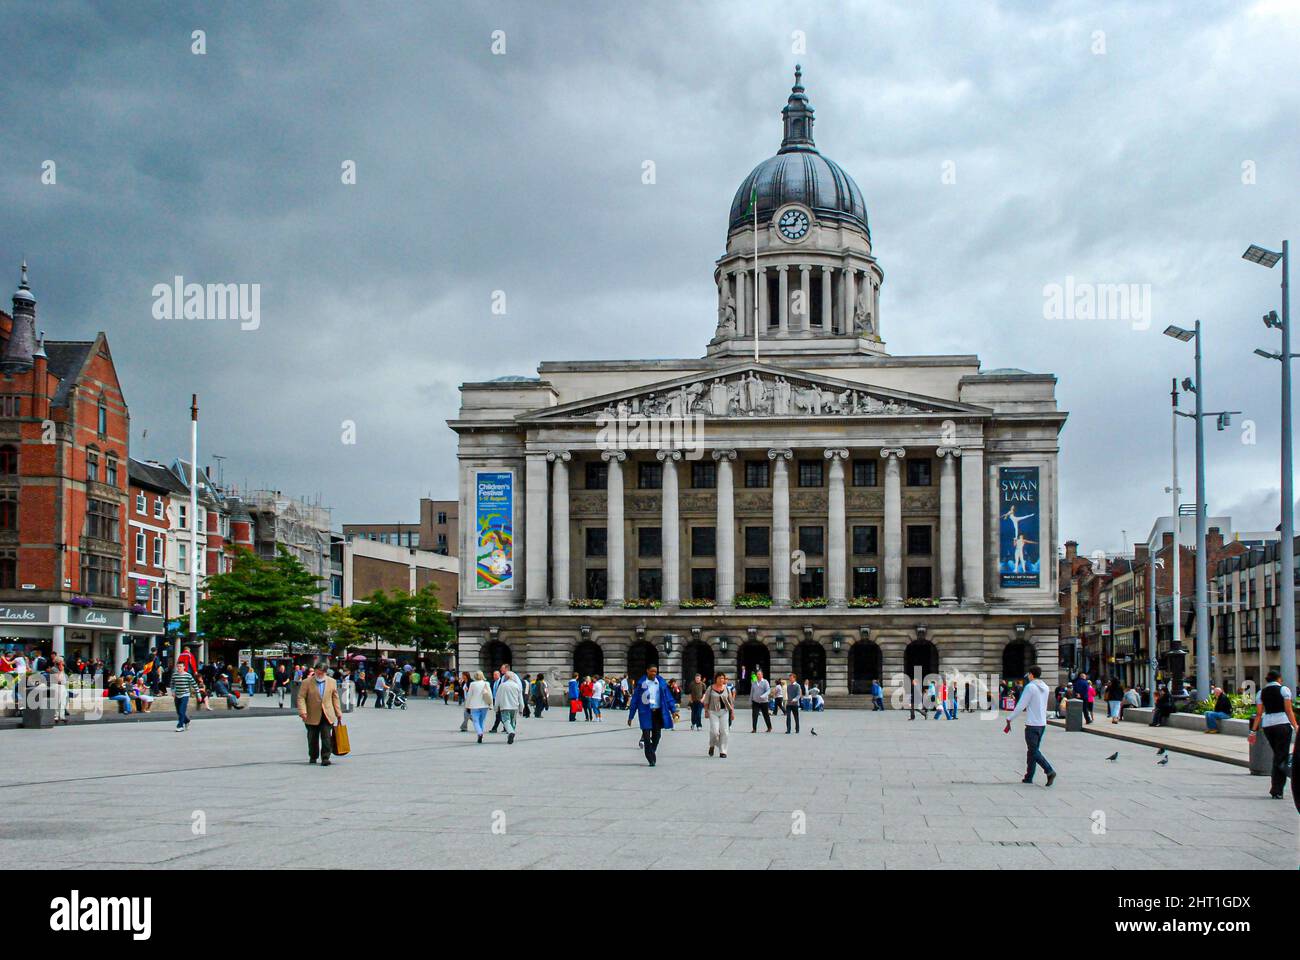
[791, 640, 826, 691]
[1002, 640, 1035, 680]
[481, 640, 512, 674]
[681, 641, 715, 685]
[574, 640, 603, 679]
[626, 640, 659, 681]
[736, 641, 770, 696]
[848, 641, 882, 695]
[903, 639, 938, 682]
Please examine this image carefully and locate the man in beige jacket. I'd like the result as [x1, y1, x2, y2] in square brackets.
[297, 660, 343, 765]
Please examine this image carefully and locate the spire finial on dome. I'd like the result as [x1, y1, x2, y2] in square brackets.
[19, 260, 28, 289]
[793, 64, 802, 90]
[780, 66, 815, 153]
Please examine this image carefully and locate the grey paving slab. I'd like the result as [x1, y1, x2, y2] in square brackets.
[4, 701, 1296, 869]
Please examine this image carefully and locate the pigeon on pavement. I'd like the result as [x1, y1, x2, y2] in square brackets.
[1157, 756, 1169, 765]
[1106, 752, 1119, 761]
[810, 729, 818, 736]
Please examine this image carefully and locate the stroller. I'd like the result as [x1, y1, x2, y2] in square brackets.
[386, 686, 408, 711]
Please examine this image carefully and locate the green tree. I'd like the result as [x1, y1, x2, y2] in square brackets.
[325, 604, 364, 652]
[351, 584, 454, 654]
[198, 546, 328, 655]
[408, 583, 455, 652]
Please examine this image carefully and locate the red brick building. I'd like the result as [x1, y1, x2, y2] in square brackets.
[0, 264, 147, 663]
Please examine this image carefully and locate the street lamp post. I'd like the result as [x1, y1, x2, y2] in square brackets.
[1245, 240, 1295, 691]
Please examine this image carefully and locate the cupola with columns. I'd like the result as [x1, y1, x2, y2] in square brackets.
[710, 66, 884, 360]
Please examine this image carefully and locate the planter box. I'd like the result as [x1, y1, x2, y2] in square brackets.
[1121, 707, 1250, 737]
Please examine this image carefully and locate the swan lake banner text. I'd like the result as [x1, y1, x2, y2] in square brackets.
[998, 467, 1040, 588]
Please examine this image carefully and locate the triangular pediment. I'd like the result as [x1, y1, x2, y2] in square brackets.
[519, 362, 988, 422]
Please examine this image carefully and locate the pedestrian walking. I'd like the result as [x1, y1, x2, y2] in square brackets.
[1249, 671, 1297, 799]
[1072, 672, 1094, 724]
[750, 668, 772, 733]
[171, 661, 201, 731]
[627, 665, 676, 767]
[688, 673, 705, 730]
[703, 672, 734, 758]
[466, 671, 494, 743]
[1005, 664, 1055, 787]
[1104, 677, 1124, 724]
[494, 669, 525, 744]
[296, 660, 342, 766]
[531, 673, 548, 718]
[785, 674, 802, 734]
[871, 678, 884, 712]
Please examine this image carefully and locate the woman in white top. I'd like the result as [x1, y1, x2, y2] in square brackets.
[1250, 671, 1298, 799]
[465, 671, 494, 743]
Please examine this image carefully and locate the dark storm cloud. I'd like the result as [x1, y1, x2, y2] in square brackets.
[1, 0, 1297, 548]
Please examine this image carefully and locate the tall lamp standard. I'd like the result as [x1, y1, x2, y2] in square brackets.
[1245, 240, 1295, 691]
[1164, 323, 1241, 696]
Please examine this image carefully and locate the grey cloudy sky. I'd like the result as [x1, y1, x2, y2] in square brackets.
[2, 0, 1297, 552]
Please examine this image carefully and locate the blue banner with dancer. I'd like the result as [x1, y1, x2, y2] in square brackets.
[475, 470, 514, 591]
[998, 466, 1040, 588]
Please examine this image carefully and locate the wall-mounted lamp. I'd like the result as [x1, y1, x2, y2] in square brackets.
[718, 637, 729, 654]
[915, 625, 927, 642]
[859, 625, 870, 642]
[747, 626, 758, 642]
[831, 635, 843, 652]
[691, 626, 701, 642]
[775, 635, 785, 653]
[580, 624, 591, 641]
[663, 635, 674, 655]
[1015, 622, 1027, 640]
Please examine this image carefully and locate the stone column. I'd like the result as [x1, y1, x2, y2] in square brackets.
[937, 446, 960, 605]
[844, 267, 856, 334]
[658, 450, 681, 605]
[525, 450, 549, 607]
[821, 267, 833, 331]
[798, 265, 811, 331]
[736, 269, 747, 336]
[714, 449, 737, 607]
[777, 266, 789, 334]
[758, 267, 769, 329]
[603, 450, 626, 605]
[881, 448, 905, 607]
[548, 451, 571, 605]
[825, 449, 849, 606]
[960, 447, 985, 604]
[769, 448, 793, 607]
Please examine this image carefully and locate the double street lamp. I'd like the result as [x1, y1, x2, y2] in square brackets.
[1244, 241, 1295, 691]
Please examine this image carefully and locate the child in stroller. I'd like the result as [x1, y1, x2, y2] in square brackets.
[386, 685, 408, 710]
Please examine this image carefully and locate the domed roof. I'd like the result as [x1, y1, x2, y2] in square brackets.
[727, 68, 869, 237]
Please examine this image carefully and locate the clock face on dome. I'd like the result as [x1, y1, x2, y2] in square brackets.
[778, 208, 810, 241]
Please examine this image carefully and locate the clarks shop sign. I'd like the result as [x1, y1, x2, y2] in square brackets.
[0, 605, 48, 623]
[70, 607, 125, 629]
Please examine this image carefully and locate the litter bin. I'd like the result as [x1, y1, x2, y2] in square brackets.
[341, 680, 355, 713]
[1249, 731, 1283, 777]
[21, 680, 55, 728]
[1065, 698, 1084, 732]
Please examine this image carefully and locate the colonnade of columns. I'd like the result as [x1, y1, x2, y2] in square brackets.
[526, 446, 985, 610]
[720, 265, 879, 337]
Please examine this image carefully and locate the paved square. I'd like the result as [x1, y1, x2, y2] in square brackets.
[4, 701, 1294, 869]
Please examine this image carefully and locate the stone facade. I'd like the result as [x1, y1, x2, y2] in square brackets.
[449, 71, 1066, 703]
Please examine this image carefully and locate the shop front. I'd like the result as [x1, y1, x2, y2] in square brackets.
[0, 603, 130, 665]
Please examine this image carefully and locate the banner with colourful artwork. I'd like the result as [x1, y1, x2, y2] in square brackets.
[475, 470, 514, 591]
[998, 466, 1040, 588]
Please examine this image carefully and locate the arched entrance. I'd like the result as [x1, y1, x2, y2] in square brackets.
[626, 640, 659, 681]
[681, 641, 715, 685]
[791, 640, 826, 691]
[848, 641, 882, 694]
[903, 639, 939, 682]
[736, 641, 770, 696]
[1002, 640, 1035, 680]
[481, 640, 512, 674]
[574, 640, 603, 679]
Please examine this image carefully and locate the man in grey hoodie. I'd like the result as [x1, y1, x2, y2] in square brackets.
[750, 669, 772, 733]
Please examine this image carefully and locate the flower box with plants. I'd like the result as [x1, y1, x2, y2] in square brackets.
[623, 599, 662, 610]
[1190, 693, 1257, 719]
[568, 598, 604, 609]
[69, 596, 94, 609]
[903, 597, 939, 608]
[129, 603, 147, 615]
[792, 597, 827, 608]
[680, 598, 714, 609]
[848, 596, 881, 608]
[734, 593, 772, 609]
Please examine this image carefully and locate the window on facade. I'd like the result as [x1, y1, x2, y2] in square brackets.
[798, 566, 826, 599]
[97, 401, 108, 438]
[853, 566, 878, 598]
[105, 457, 118, 487]
[906, 459, 932, 486]
[0, 551, 14, 589]
[150, 585, 162, 614]
[178, 589, 187, 615]
[153, 498, 163, 519]
[153, 536, 163, 567]
[585, 462, 608, 490]
[585, 527, 607, 558]
[0, 492, 16, 531]
[81, 553, 119, 597]
[638, 462, 662, 490]
[638, 526, 662, 558]
[797, 460, 824, 487]
[135, 532, 146, 563]
[744, 461, 769, 488]
[585, 568, 607, 601]
[0, 445, 17, 476]
[852, 524, 878, 556]
[744, 526, 769, 557]
[906, 565, 933, 599]
[692, 567, 716, 600]
[744, 567, 771, 595]
[0, 396, 21, 417]
[799, 525, 825, 556]
[691, 526, 716, 558]
[85, 499, 117, 541]
[691, 461, 716, 489]
[178, 504, 188, 529]
[638, 568, 662, 602]
[135, 493, 146, 513]
[437, 511, 447, 524]
[179, 542, 188, 573]
[86, 450, 100, 483]
[852, 459, 876, 487]
[907, 525, 932, 556]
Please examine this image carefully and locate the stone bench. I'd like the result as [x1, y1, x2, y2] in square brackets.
[1121, 707, 1251, 737]
[71, 693, 247, 715]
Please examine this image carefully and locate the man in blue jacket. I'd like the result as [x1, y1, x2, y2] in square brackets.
[627, 665, 676, 767]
